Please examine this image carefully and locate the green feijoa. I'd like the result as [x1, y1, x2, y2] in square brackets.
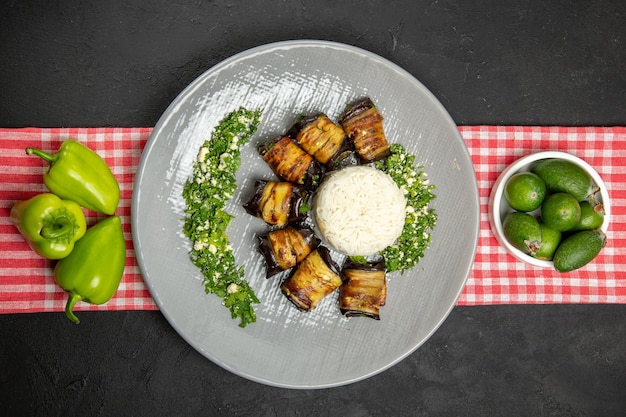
[541, 192, 581, 232]
[534, 223, 562, 261]
[530, 158, 595, 202]
[504, 172, 546, 212]
[502, 212, 542, 256]
[572, 201, 604, 231]
[553, 229, 607, 272]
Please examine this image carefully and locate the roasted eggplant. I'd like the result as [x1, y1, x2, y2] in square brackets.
[243, 180, 308, 226]
[287, 113, 356, 170]
[340, 97, 390, 163]
[281, 246, 343, 312]
[339, 258, 387, 320]
[258, 225, 320, 278]
[258, 136, 322, 189]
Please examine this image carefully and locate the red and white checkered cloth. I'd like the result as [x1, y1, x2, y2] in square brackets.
[458, 126, 625, 304]
[0, 128, 155, 313]
[1, 126, 625, 314]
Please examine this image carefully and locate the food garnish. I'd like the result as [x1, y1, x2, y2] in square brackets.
[182, 108, 262, 328]
[376, 143, 437, 273]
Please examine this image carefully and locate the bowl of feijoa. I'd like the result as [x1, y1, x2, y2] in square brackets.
[489, 151, 610, 272]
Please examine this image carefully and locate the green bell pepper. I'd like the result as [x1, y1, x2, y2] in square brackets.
[26, 140, 120, 215]
[54, 215, 126, 324]
[10, 193, 87, 260]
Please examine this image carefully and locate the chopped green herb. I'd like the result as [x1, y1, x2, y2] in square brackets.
[298, 200, 311, 215]
[376, 143, 437, 273]
[349, 255, 369, 265]
[182, 107, 262, 327]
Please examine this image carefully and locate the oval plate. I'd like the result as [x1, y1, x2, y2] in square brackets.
[132, 40, 479, 389]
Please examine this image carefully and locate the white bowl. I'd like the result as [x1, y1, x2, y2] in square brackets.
[489, 151, 611, 269]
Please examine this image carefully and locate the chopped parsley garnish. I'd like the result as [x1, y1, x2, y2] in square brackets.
[348, 255, 369, 265]
[182, 107, 262, 327]
[376, 143, 437, 273]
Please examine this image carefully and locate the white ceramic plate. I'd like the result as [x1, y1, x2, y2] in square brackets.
[132, 40, 479, 389]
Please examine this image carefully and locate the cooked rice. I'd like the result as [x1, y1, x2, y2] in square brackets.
[312, 166, 407, 256]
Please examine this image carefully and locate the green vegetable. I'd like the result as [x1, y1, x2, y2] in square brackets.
[54, 216, 126, 324]
[348, 255, 369, 265]
[10, 193, 87, 260]
[183, 107, 262, 328]
[376, 144, 437, 273]
[26, 140, 120, 214]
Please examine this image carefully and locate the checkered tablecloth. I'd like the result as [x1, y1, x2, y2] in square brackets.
[458, 126, 625, 304]
[1, 126, 625, 314]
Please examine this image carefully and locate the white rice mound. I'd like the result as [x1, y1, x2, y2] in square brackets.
[312, 166, 407, 256]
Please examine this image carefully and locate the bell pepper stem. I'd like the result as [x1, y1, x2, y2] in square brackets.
[65, 292, 83, 324]
[40, 215, 75, 240]
[25, 147, 57, 164]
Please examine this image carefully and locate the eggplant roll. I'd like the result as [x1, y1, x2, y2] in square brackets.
[258, 226, 320, 278]
[243, 180, 308, 226]
[340, 97, 390, 163]
[258, 136, 322, 189]
[288, 113, 355, 170]
[339, 258, 387, 320]
[281, 246, 343, 312]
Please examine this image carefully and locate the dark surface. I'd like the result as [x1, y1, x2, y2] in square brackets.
[1, 1, 625, 416]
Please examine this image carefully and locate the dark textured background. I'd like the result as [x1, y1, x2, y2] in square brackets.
[1, 1, 625, 416]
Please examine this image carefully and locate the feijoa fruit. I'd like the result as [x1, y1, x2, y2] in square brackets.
[503, 212, 542, 256]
